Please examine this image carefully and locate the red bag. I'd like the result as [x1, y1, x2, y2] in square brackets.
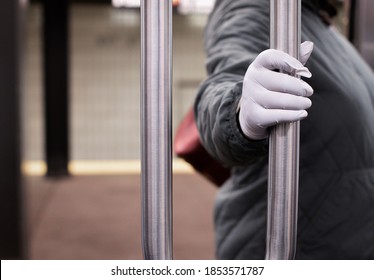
[174, 108, 230, 186]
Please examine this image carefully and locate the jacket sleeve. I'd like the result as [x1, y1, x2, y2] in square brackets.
[194, 0, 271, 167]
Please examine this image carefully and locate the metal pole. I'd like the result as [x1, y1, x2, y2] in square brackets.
[141, 0, 173, 260]
[266, 0, 301, 260]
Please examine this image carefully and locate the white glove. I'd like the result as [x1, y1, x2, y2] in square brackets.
[238, 41, 314, 140]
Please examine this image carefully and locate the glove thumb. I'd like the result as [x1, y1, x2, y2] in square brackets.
[299, 41, 314, 66]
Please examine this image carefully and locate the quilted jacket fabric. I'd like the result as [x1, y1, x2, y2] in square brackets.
[194, 0, 374, 259]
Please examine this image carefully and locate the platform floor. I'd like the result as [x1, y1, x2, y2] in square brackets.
[25, 174, 217, 260]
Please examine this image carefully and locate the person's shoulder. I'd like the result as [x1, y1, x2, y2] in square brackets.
[210, 0, 269, 17]
[207, 0, 269, 31]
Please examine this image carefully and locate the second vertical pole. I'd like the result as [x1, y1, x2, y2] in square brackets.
[266, 0, 301, 260]
[141, 0, 173, 260]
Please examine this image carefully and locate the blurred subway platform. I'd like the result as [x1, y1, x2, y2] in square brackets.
[20, 2, 217, 260]
[25, 174, 216, 260]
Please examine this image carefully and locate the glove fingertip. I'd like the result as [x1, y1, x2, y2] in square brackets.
[299, 110, 308, 120]
[296, 67, 312, 78]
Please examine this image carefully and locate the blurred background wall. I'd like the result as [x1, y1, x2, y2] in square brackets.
[24, 0, 211, 163]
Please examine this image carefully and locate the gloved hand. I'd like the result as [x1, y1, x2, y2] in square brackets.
[238, 41, 314, 140]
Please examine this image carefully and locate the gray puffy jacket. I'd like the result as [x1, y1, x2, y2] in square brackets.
[195, 0, 374, 259]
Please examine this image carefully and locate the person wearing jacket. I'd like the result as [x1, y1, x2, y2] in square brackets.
[194, 0, 374, 259]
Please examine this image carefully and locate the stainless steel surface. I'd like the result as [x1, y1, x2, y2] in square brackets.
[140, 0, 173, 260]
[266, 0, 301, 260]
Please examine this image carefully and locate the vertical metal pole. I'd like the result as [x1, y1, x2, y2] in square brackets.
[0, 0, 27, 259]
[42, 0, 70, 177]
[141, 0, 173, 260]
[266, 0, 301, 260]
